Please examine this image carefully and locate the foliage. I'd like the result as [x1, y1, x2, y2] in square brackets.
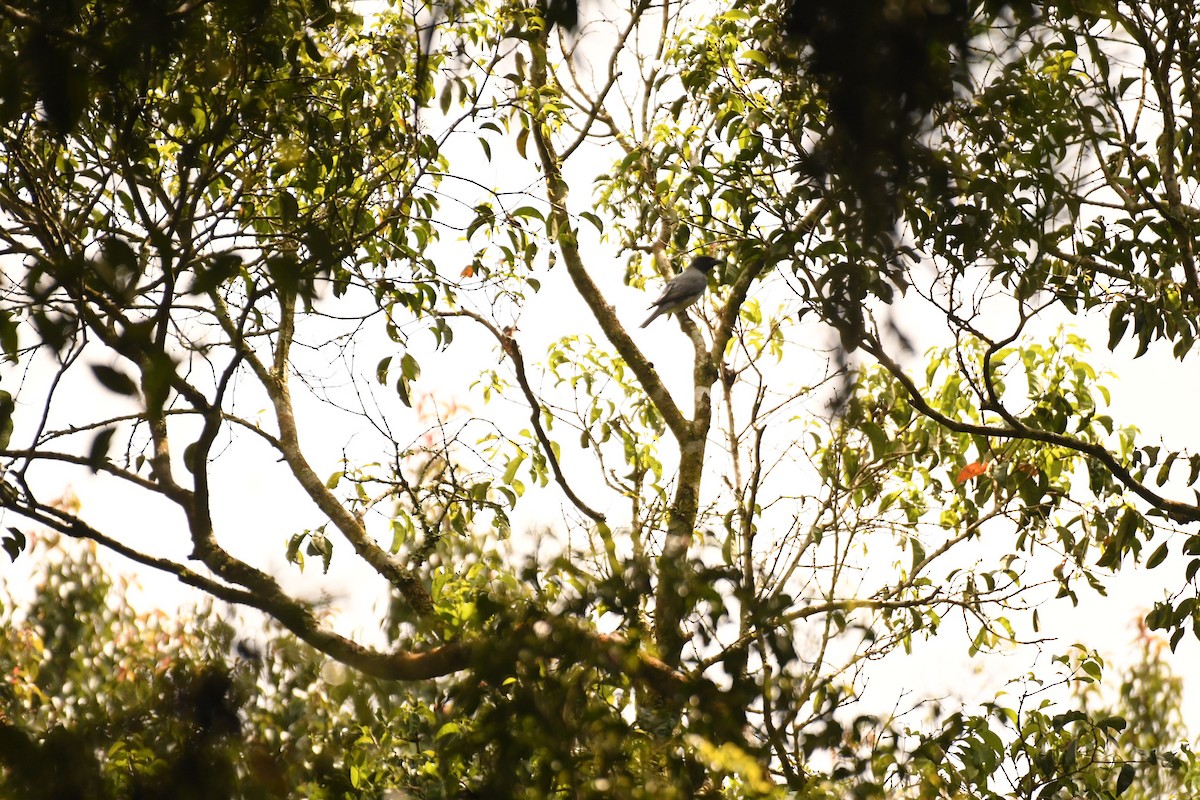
[1, 0, 1200, 796]
[0, 536, 439, 799]
[5, 538, 1197, 799]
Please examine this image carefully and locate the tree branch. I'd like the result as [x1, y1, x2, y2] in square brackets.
[526, 40, 692, 444]
[4, 497, 466, 680]
[209, 289, 437, 621]
[439, 309, 607, 524]
[863, 338, 1200, 523]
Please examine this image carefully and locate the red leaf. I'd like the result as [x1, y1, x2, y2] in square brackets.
[956, 461, 988, 484]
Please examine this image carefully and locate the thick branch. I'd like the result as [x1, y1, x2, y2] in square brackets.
[526, 43, 691, 444]
[6, 499, 465, 680]
[210, 289, 436, 619]
[4, 495, 707, 692]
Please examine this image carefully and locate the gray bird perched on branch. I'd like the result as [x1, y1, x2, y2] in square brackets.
[640, 255, 720, 328]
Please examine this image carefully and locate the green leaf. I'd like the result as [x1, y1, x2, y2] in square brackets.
[502, 452, 526, 485]
[1, 527, 25, 561]
[400, 352, 421, 381]
[286, 532, 306, 569]
[279, 190, 299, 222]
[0, 309, 18, 361]
[579, 211, 604, 233]
[0, 390, 13, 449]
[1107, 303, 1128, 350]
[87, 428, 116, 472]
[1156, 451, 1178, 486]
[861, 421, 889, 459]
[510, 205, 543, 221]
[305, 532, 333, 573]
[182, 442, 201, 474]
[741, 49, 769, 67]
[910, 538, 925, 572]
[1145, 541, 1169, 569]
[1115, 762, 1135, 796]
[303, 33, 321, 61]
[91, 364, 139, 396]
[1115, 508, 1139, 551]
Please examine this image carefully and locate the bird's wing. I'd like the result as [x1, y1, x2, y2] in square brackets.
[651, 269, 700, 306]
[650, 280, 680, 306]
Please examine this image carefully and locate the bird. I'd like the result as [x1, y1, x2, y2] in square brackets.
[640, 255, 720, 328]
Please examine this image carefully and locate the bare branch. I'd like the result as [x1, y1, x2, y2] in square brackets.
[440, 309, 607, 524]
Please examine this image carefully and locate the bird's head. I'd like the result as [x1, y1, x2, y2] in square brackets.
[689, 255, 721, 273]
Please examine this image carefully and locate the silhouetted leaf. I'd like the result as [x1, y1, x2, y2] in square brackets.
[87, 428, 116, 472]
[91, 364, 139, 396]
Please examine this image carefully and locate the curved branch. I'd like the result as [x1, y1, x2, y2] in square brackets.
[526, 43, 691, 443]
[711, 198, 830, 362]
[439, 309, 606, 524]
[5, 495, 705, 692]
[2, 448, 165, 494]
[863, 339, 1200, 524]
[4, 498, 466, 680]
[208, 289, 437, 620]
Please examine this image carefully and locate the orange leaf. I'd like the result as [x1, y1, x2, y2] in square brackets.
[955, 461, 988, 484]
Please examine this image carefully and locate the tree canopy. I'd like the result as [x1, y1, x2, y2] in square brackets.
[2, 0, 1200, 796]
